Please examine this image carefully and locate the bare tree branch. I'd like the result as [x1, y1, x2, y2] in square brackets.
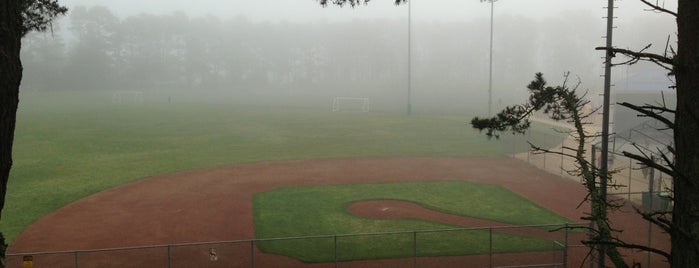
[639, 0, 678, 17]
[530, 143, 579, 159]
[618, 102, 675, 129]
[595, 46, 674, 69]
[634, 207, 673, 233]
[622, 151, 676, 181]
[583, 240, 672, 260]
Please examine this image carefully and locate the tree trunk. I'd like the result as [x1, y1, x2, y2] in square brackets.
[672, 0, 699, 267]
[0, 1, 23, 267]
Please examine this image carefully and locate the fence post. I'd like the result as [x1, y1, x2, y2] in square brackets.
[560, 146, 564, 177]
[648, 191, 654, 268]
[659, 172, 664, 193]
[489, 227, 493, 268]
[647, 155, 656, 268]
[251, 240, 255, 268]
[564, 224, 569, 268]
[527, 131, 531, 163]
[629, 158, 633, 200]
[334, 235, 338, 268]
[167, 245, 172, 268]
[511, 134, 515, 158]
[74, 251, 79, 268]
[588, 220, 595, 268]
[413, 231, 417, 268]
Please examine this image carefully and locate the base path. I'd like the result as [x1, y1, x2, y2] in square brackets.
[8, 157, 669, 267]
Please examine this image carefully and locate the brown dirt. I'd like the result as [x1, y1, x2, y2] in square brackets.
[7, 157, 670, 267]
[348, 200, 568, 241]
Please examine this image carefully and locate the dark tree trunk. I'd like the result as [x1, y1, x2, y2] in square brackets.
[672, 0, 699, 267]
[0, 1, 22, 267]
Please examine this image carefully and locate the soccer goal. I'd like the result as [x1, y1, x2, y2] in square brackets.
[112, 91, 144, 104]
[332, 97, 370, 112]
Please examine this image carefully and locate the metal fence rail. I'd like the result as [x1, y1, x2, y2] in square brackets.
[8, 223, 585, 268]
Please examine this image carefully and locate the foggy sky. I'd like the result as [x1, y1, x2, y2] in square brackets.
[57, 0, 676, 22]
[30, 0, 677, 114]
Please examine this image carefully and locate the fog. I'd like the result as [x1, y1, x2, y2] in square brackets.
[20, 0, 677, 114]
[56, 0, 671, 22]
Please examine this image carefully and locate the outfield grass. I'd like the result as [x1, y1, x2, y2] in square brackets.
[3, 91, 566, 242]
[253, 181, 571, 262]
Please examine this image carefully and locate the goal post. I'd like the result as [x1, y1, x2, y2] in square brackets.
[332, 97, 370, 112]
[112, 91, 144, 104]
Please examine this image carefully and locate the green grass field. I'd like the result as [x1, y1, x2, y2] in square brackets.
[2, 90, 566, 243]
[253, 181, 571, 262]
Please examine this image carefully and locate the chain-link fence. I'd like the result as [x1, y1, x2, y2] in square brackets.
[507, 124, 672, 207]
[8, 223, 584, 268]
[506, 124, 672, 268]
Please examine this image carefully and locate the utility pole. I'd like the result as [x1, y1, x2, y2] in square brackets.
[599, 0, 616, 266]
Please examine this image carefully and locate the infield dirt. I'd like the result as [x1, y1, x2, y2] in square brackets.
[8, 157, 670, 267]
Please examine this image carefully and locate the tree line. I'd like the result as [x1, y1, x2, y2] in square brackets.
[21, 5, 609, 106]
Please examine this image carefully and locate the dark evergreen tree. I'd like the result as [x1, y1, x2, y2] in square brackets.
[1, 2, 67, 266]
[472, 73, 636, 267]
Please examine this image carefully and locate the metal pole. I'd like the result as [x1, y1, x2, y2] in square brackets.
[75, 251, 79, 268]
[564, 223, 569, 268]
[512, 134, 516, 158]
[251, 240, 255, 268]
[648, 202, 653, 268]
[489, 227, 493, 268]
[413, 231, 417, 268]
[407, 0, 412, 115]
[334, 235, 338, 268]
[659, 172, 664, 193]
[649, 156, 656, 205]
[167, 245, 172, 268]
[599, 0, 616, 265]
[488, 0, 494, 116]
[592, 145, 597, 178]
[590, 145, 597, 268]
[647, 155, 655, 268]
[561, 145, 564, 177]
[629, 158, 632, 201]
[527, 130, 531, 163]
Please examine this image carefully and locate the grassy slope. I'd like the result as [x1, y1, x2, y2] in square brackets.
[2, 91, 565, 242]
[254, 181, 571, 262]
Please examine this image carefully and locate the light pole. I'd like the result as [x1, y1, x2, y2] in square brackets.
[480, 0, 497, 116]
[407, 0, 412, 115]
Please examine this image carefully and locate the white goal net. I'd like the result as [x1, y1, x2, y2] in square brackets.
[112, 91, 144, 104]
[332, 97, 370, 112]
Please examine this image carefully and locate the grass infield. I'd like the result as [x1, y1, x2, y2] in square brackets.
[3, 91, 565, 242]
[253, 181, 572, 262]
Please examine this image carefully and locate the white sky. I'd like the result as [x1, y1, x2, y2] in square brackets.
[57, 0, 677, 22]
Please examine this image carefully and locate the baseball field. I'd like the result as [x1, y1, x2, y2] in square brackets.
[3, 90, 668, 267]
[3, 91, 562, 241]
